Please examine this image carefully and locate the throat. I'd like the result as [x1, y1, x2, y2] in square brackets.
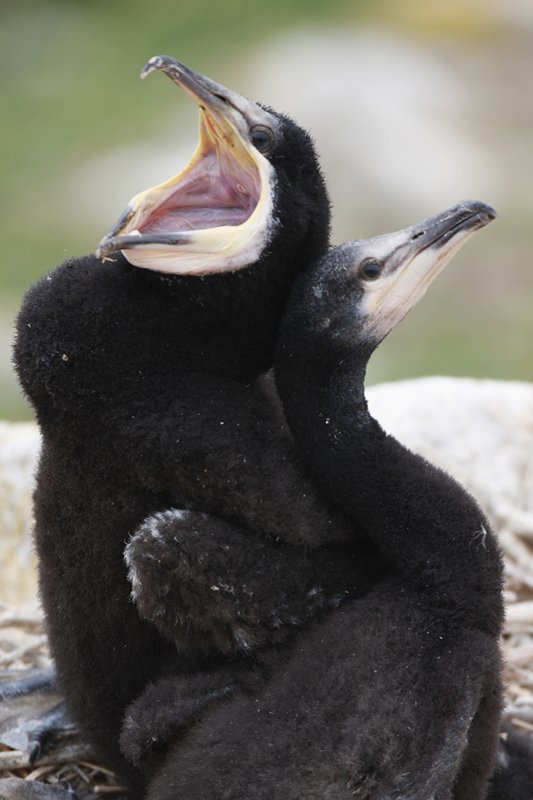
[139, 150, 259, 236]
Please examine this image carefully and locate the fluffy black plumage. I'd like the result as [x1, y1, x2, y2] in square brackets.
[14, 103, 381, 792]
[128, 206, 505, 799]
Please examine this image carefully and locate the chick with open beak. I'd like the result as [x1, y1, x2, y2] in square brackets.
[97, 56, 280, 275]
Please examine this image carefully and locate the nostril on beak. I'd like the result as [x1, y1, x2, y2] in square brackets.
[411, 230, 425, 241]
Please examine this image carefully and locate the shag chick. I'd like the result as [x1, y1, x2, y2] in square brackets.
[132, 202, 504, 799]
[13, 56, 377, 790]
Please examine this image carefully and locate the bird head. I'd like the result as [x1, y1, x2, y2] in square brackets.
[96, 56, 328, 277]
[285, 200, 497, 361]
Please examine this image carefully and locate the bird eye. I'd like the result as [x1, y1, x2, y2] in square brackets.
[250, 125, 274, 154]
[360, 261, 383, 281]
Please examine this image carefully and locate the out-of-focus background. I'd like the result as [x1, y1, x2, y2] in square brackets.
[1, 0, 532, 420]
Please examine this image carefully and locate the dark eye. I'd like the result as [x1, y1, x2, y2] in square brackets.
[250, 125, 274, 153]
[360, 261, 383, 281]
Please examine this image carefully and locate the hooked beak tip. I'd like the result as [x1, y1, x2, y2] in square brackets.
[461, 200, 497, 228]
[481, 205, 498, 224]
[463, 200, 498, 227]
[140, 55, 181, 81]
[140, 56, 161, 80]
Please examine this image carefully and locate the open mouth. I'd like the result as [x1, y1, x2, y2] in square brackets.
[96, 56, 278, 275]
[137, 130, 260, 236]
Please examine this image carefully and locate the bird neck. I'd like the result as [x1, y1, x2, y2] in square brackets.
[275, 329, 503, 636]
[139, 211, 329, 380]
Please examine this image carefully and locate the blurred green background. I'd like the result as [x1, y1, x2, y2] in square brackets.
[1, 0, 532, 420]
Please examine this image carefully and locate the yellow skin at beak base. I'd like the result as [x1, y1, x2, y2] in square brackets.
[109, 109, 276, 276]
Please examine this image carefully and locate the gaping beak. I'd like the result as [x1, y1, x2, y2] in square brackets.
[96, 56, 279, 275]
[358, 200, 497, 341]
